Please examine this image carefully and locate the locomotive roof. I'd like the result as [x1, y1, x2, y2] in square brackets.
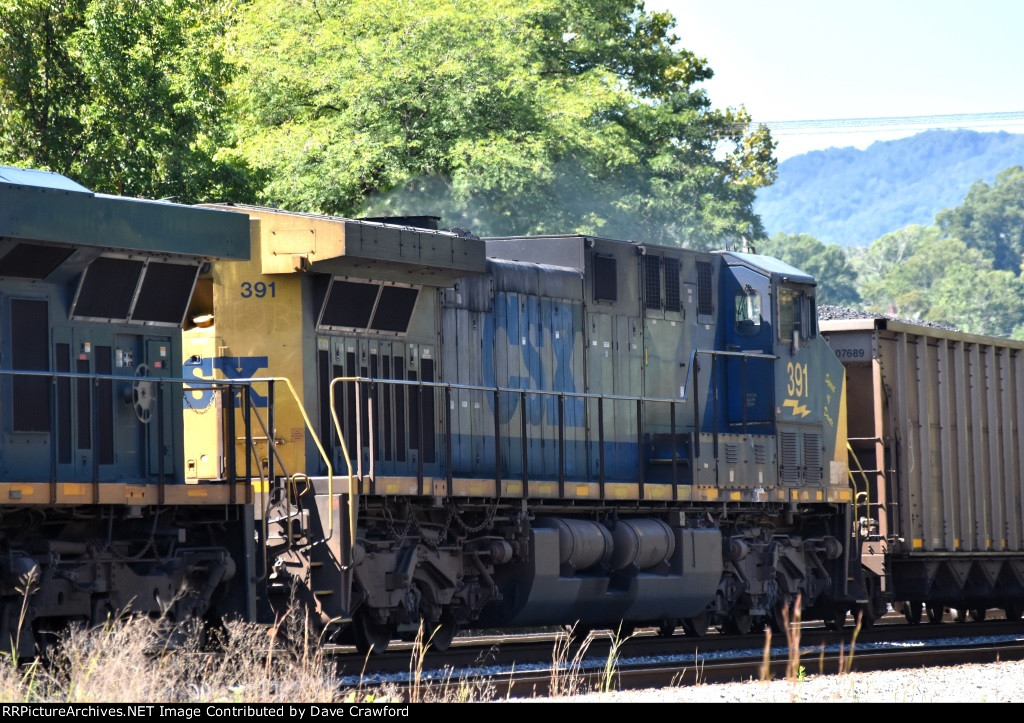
[0, 165, 249, 260]
[721, 251, 816, 285]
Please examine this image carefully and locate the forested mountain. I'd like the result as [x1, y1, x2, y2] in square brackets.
[755, 129, 1024, 246]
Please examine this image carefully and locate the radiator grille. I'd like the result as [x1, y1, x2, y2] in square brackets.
[724, 442, 740, 464]
[754, 443, 767, 465]
[803, 433, 823, 483]
[780, 432, 801, 483]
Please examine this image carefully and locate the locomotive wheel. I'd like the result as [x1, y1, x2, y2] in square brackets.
[969, 608, 986, 622]
[681, 612, 710, 637]
[352, 610, 393, 656]
[926, 603, 944, 624]
[903, 600, 923, 625]
[721, 612, 753, 636]
[824, 605, 848, 631]
[768, 599, 794, 634]
[656, 621, 676, 638]
[953, 607, 968, 623]
[427, 617, 458, 653]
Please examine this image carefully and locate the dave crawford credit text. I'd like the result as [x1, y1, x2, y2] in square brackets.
[1, 706, 412, 718]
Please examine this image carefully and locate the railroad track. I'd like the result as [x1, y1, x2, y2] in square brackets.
[333, 616, 1024, 699]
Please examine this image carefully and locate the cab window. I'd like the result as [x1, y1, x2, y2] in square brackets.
[734, 286, 762, 336]
[777, 285, 816, 342]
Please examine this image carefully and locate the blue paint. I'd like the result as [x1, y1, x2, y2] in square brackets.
[183, 355, 269, 408]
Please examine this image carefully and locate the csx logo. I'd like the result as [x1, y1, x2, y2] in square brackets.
[184, 356, 269, 408]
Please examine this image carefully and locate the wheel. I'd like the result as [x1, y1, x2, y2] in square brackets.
[926, 603, 944, 624]
[768, 598, 795, 634]
[352, 609, 392, 656]
[969, 608, 986, 622]
[427, 617, 458, 653]
[824, 605, 848, 631]
[614, 623, 636, 640]
[954, 607, 968, 623]
[656, 621, 676, 638]
[854, 601, 876, 630]
[681, 611, 710, 637]
[721, 612, 753, 635]
[903, 600, 923, 625]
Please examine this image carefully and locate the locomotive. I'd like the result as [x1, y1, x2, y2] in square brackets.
[1, 165, 1021, 657]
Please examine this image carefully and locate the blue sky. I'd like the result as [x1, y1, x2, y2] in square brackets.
[649, 0, 1024, 158]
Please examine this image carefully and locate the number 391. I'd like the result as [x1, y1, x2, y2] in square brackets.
[240, 281, 276, 299]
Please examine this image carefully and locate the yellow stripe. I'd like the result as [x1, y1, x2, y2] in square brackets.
[575, 484, 590, 497]
[729, 491, 742, 501]
[912, 538, 924, 549]
[186, 489, 208, 497]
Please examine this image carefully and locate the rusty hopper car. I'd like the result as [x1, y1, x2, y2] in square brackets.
[822, 317, 1024, 624]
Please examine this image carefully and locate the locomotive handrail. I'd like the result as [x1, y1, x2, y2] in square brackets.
[327, 378, 360, 559]
[329, 375, 702, 501]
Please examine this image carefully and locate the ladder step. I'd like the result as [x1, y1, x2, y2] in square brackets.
[313, 590, 334, 597]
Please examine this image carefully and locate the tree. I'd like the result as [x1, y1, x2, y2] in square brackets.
[937, 165, 1024, 274]
[0, 0, 88, 174]
[226, 0, 776, 248]
[0, 0, 253, 202]
[755, 232, 860, 306]
[928, 269, 1024, 339]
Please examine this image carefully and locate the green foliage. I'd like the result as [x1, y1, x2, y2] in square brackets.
[0, 0, 88, 174]
[756, 232, 860, 306]
[848, 224, 1024, 338]
[227, 0, 775, 248]
[937, 165, 1024, 273]
[0, 0, 254, 202]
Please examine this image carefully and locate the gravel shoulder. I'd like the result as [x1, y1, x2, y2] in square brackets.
[516, 659, 1024, 702]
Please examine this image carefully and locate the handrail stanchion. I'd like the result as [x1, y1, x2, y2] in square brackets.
[444, 385, 453, 497]
[493, 388, 502, 495]
[671, 401, 678, 491]
[598, 397, 606, 493]
[637, 398, 645, 496]
[558, 393, 565, 496]
[520, 390, 528, 497]
[226, 383, 237, 485]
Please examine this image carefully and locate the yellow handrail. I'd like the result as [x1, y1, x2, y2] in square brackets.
[846, 441, 872, 537]
[327, 378, 359, 551]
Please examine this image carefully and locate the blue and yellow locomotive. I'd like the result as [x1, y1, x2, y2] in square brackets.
[0, 167, 875, 656]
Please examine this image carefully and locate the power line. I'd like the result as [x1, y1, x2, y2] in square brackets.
[747, 110, 1024, 137]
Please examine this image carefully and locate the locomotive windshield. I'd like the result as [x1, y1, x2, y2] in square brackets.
[777, 285, 817, 342]
[734, 284, 762, 336]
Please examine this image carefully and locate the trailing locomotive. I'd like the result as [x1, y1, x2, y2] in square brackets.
[183, 203, 853, 652]
[4, 165, 1022, 659]
[0, 167, 258, 656]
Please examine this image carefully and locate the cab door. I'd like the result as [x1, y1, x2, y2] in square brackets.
[723, 265, 774, 433]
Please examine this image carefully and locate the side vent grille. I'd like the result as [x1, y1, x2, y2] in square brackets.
[754, 443, 767, 465]
[696, 261, 714, 316]
[803, 433, 823, 483]
[724, 443, 740, 464]
[780, 432, 800, 483]
[643, 256, 661, 310]
[664, 257, 681, 312]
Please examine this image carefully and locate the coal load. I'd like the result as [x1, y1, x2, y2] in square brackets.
[818, 305, 958, 331]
